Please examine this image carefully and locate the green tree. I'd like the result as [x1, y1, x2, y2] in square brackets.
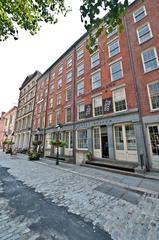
[0, 0, 131, 42]
[0, 0, 69, 41]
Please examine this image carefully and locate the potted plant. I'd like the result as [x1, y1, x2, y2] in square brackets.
[28, 152, 40, 161]
[86, 151, 93, 160]
[50, 140, 67, 147]
[5, 140, 14, 154]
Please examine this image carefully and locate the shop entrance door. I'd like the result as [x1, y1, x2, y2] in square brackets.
[101, 134, 109, 158]
[148, 125, 159, 169]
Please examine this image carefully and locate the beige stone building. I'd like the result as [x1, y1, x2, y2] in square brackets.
[14, 71, 41, 151]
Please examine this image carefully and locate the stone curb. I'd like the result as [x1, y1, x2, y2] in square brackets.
[36, 161, 159, 199]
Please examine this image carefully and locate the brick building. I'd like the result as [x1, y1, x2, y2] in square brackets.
[0, 112, 6, 147]
[0, 107, 17, 147]
[31, 0, 159, 171]
[14, 71, 41, 151]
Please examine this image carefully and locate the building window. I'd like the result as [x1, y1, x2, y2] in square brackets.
[77, 63, 84, 77]
[137, 23, 152, 44]
[94, 128, 100, 149]
[43, 101, 47, 111]
[67, 57, 72, 68]
[115, 126, 124, 150]
[57, 79, 62, 89]
[51, 71, 55, 81]
[110, 61, 123, 81]
[77, 81, 84, 96]
[42, 116, 45, 128]
[66, 88, 72, 101]
[44, 89, 48, 97]
[133, 6, 147, 23]
[65, 131, 73, 149]
[91, 52, 100, 68]
[56, 111, 60, 125]
[48, 114, 52, 127]
[108, 39, 120, 57]
[107, 26, 118, 38]
[66, 71, 72, 83]
[49, 98, 53, 108]
[77, 129, 88, 149]
[49, 83, 54, 93]
[65, 108, 72, 123]
[58, 65, 63, 75]
[77, 48, 84, 61]
[93, 95, 103, 116]
[57, 94, 61, 105]
[142, 48, 159, 73]
[78, 103, 85, 120]
[91, 71, 101, 90]
[148, 82, 159, 110]
[113, 88, 127, 112]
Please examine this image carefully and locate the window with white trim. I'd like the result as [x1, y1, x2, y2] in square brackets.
[94, 128, 100, 149]
[49, 83, 54, 93]
[77, 129, 88, 149]
[57, 79, 62, 89]
[113, 88, 127, 112]
[49, 98, 53, 108]
[66, 71, 72, 83]
[48, 113, 52, 127]
[56, 111, 60, 125]
[78, 103, 85, 120]
[65, 108, 72, 123]
[51, 71, 55, 81]
[133, 6, 147, 23]
[137, 23, 152, 44]
[110, 61, 123, 81]
[57, 94, 61, 105]
[66, 88, 72, 101]
[93, 95, 103, 116]
[148, 82, 159, 110]
[77, 80, 84, 96]
[107, 26, 118, 38]
[58, 65, 63, 75]
[91, 52, 100, 68]
[142, 48, 159, 72]
[65, 131, 73, 149]
[67, 57, 72, 68]
[77, 63, 84, 77]
[77, 49, 84, 61]
[91, 71, 101, 90]
[108, 39, 120, 57]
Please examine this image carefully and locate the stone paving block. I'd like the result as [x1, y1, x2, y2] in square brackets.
[139, 179, 159, 192]
[95, 183, 113, 194]
[122, 191, 141, 205]
[121, 176, 142, 187]
[109, 186, 126, 199]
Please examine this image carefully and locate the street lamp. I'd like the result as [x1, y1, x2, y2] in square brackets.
[56, 123, 62, 165]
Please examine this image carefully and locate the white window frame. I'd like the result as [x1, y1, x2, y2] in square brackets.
[106, 26, 118, 38]
[67, 57, 72, 68]
[91, 52, 100, 68]
[66, 87, 72, 101]
[110, 60, 123, 81]
[77, 62, 84, 77]
[108, 39, 120, 57]
[56, 110, 60, 125]
[77, 48, 84, 61]
[58, 64, 63, 75]
[57, 79, 62, 89]
[137, 23, 153, 44]
[76, 129, 88, 150]
[77, 102, 85, 120]
[56, 94, 61, 105]
[66, 71, 72, 83]
[112, 87, 127, 113]
[77, 80, 84, 96]
[93, 95, 103, 117]
[133, 6, 147, 23]
[147, 81, 159, 111]
[65, 107, 72, 123]
[141, 47, 159, 73]
[91, 70, 101, 90]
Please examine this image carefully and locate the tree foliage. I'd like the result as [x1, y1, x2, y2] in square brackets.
[0, 0, 69, 41]
[0, 0, 133, 42]
[80, 0, 129, 52]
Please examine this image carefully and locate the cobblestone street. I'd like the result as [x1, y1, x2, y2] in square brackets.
[0, 151, 159, 240]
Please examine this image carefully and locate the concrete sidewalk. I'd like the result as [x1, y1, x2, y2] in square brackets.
[35, 157, 159, 198]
